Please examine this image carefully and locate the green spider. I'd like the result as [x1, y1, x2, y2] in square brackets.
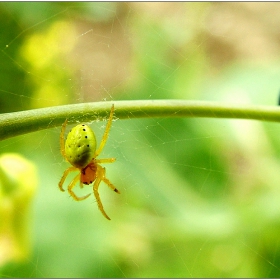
[58, 104, 120, 220]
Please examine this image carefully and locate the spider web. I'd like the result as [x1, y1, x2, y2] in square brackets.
[1, 2, 280, 278]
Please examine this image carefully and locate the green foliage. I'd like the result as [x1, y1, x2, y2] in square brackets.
[0, 154, 37, 266]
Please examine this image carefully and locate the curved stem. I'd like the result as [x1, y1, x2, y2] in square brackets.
[1, 99, 280, 141]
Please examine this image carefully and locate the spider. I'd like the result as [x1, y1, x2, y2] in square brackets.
[58, 104, 120, 220]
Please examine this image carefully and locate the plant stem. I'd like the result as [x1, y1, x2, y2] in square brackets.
[1, 99, 280, 141]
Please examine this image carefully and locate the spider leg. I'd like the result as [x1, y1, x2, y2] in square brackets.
[92, 165, 120, 220]
[102, 177, 120, 194]
[95, 157, 116, 164]
[68, 173, 91, 201]
[99, 165, 120, 194]
[60, 119, 68, 158]
[93, 175, 111, 220]
[58, 166, 77, 192]
[94, 163, 120, 220]
[94, 104, 114, 158]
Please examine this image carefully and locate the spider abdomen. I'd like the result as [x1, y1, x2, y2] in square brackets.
[65, 124, 97, 168]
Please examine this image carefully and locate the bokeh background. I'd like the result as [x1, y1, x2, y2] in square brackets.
[1, 2, 280, 278]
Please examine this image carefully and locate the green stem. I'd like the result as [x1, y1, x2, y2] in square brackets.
[1, 99, 280, 141]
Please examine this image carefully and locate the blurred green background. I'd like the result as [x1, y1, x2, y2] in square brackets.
[1, 2, 280, 278]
